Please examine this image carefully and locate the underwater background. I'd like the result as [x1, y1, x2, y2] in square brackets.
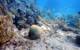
[36, 0, 80, 14]
[0, 0, 80, 50]
[36, 0, 80, 28]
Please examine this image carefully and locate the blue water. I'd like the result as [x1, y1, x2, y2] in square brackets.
[36, 0, 80, 14]
[36, 0, 80, 28]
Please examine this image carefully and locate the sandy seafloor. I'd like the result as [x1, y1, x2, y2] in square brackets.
[0, 20, 80, 50]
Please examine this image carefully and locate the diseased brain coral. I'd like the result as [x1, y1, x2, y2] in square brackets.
[0, 16, 15, 44]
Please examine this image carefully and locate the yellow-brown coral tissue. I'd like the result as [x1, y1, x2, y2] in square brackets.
[0, 16, 15, 45]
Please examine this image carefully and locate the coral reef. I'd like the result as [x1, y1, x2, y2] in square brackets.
[0, 0, 80, 50]
[0, 20, 79, 50]
[0, 0, 40, 30]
